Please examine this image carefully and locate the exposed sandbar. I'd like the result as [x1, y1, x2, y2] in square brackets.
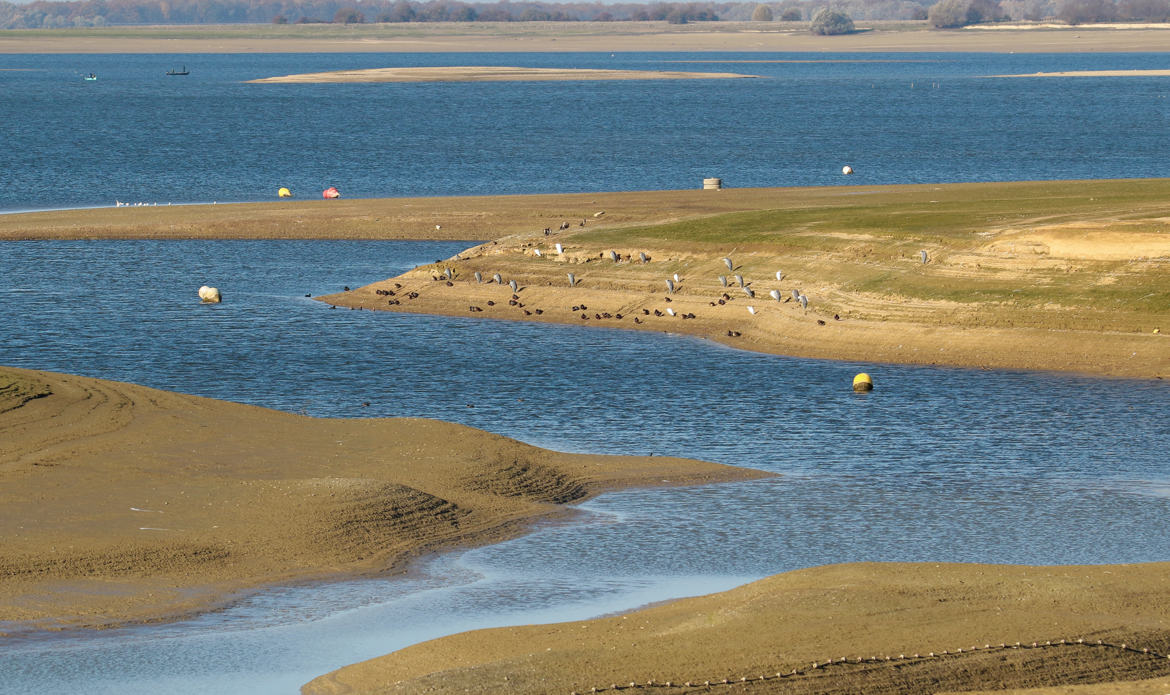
[316, 179, 1170, 380]
[247, 66, 757, 84]
[0, 366, 768, 631]
[305, 561, 1170, 694]
[993, 69, 1170, 77]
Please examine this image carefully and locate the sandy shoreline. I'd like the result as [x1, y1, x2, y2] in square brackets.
[0, 366, 768, 631]
[305, 561, 1170, 694]
[246, 66, 759, 83]
[4, 22, 1170, 54]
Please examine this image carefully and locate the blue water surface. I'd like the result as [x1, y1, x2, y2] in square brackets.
[1, 239, 1168, 694]
[1, 51, 1169, 211]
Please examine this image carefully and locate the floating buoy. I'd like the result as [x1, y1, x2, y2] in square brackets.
[277, 187, 292, 198]
[198, 285, 221, 303]
[322, 186, 340, 199]
[842, 165, 854, 175]
[853, 373, 873, 392]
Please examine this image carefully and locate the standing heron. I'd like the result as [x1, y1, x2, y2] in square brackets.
[920, 250, 929, 264]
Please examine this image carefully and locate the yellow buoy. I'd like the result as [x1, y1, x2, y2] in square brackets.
[853, 373, 873, 392]
[277, 187, 292, 198]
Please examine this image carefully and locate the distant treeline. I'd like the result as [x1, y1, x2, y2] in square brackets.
[0, 0, 932, 28]
[0, 0, 1165, 28]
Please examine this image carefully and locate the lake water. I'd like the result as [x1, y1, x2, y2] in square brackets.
[1, 239, 1169, 694]
[2, 48, 1169, 694]
[1, 51, 1169, 212]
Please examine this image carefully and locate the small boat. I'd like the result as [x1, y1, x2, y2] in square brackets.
[166, 66, 189, 76]
[83, 73, 97, 81]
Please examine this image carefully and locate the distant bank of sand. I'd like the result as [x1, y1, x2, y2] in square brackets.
[993, 69, 1170, 77]
[246, 66, 758, 84]
[3, 21, 1170, 54]
[0, 366, 767, 630]
[305, 561, 1170, 695]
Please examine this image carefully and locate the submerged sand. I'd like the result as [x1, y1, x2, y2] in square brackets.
[0, 366, 767, 630]
[306, 562, 1170, 694]
[247, 66, 758, 84]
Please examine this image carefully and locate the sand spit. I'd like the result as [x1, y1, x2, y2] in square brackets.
[0, 366, 768, 631]
[5, 22, 1170, 54]
[319, 180, 1170, 380]
[305, 562, 1170, 695]
[992, 70, 1170, 78]
[247, 66, 758, 84]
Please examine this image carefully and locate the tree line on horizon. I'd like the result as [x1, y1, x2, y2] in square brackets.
[0, 0, 1165, 28]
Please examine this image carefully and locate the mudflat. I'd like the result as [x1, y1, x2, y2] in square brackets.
[0, 366, 767, 630]
[305, 561, 1170, 695]
[3, 21, 1170, 54]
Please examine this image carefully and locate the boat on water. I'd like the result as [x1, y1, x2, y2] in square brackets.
[166, 66, 189, 76]
[83, 73, 97, 81]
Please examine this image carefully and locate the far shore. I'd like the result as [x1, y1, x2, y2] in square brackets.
[4, 21, 1170, 54]
[0, 366, 766, 631]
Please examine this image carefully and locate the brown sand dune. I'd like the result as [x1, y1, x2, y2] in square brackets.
[246, 66, 758, 84]
[0, 366, 768, 630]
[304, 562, 1170, 695]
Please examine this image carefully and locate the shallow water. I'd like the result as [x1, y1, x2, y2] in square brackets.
[1, 239, 1168, 693]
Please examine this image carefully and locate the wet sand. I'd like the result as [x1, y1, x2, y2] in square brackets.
[3, 22, 1170, 54]
[305, 562, 1170, 694]
[0, 366, 768, 630]
[246, 66, 758, 84]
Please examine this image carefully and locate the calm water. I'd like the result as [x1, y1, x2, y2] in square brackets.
[2, 51, 1169, 211]
[2, 239, 1169, 694]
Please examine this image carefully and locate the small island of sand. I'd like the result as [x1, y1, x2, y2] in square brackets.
[0, 366, 768, 630]
[246, 66, 758, 84]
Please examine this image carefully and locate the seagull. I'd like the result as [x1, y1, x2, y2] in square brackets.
[747, 306, 757, 315]
[775, 271, 783, 282]
[743, 287, 754, 298]
[734, 274, 745, 287]
[723, 257, 734, 271]
[920, 250, 929, 264]
[665, 278, 675, 294]
[474, 271, 483, 283]
[567, 273, 576, 287]
[509, 279, 518, 292]
[492, 273, 502, 284]
[673, 273, 680, 284]
[609, 250, 619, 262]
[719, 275, 728, 287]
[769, 289, 781, 301]
[666, 308, 676, 316]
[799, 294, 808, 310]
[555, 243, 564, 255]
[534, 249, 542, 257]
[639, 252, 649, 263]
[791, 289, 800, 300]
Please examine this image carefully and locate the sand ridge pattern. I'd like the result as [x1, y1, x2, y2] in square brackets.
[305, 562, 1170, 695]
[0, 366, 768, 630]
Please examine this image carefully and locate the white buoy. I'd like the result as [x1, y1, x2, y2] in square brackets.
[842, 165, 854, 175]
[198, 285, 221, 303]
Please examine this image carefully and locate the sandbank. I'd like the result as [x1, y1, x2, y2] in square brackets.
[0, 366, 767, 631]
[993, 69, 1170, 77]
[313, 179, 1170, 380]
[4, 21, 1170, 54]
[305, 561, 1170, 694]
[246, 66, 757, 84]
